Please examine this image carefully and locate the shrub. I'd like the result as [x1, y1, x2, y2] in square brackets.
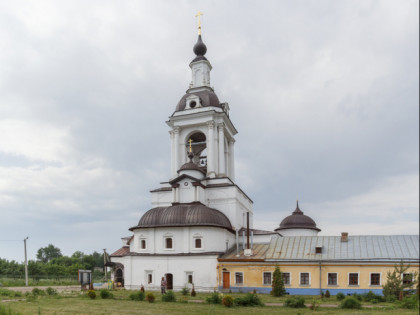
[87, 290, 96, 299]
[309, 298, 320, 310]
[271, 265, 286, 297]
[352, 293, 362, 301]
[13, 292, 22, 298]
[399, 295, 419, 309]
[325, 290, 330, 298]
[162, 290, 176, 302]
[99, 289, 113, 299]
[284, 296, 306, 308]
[206, 292, 222, 304]
[32, 288, 45, 296]
[0, 289, 12, 297]
[336, 292, 345, 301]
[222, 295, 234, 307]
[234, 293, 264, 306]
[386, 294, 397, 302]
[46, 287, 57, 296]
[181, 287, 189, 296]
[146, 292, 155, 303]
[129, 291, 145, 301]
[340, 297, 362, 309]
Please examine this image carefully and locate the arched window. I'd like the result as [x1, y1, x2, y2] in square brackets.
[141, 239, 146, 249]
[165, 237, 173, 249]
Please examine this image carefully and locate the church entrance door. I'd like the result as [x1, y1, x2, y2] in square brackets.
[166, 273, 173, 290]
[222, 272, 230, 289]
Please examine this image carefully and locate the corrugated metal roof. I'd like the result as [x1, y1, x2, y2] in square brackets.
[220, 235, 419, 262]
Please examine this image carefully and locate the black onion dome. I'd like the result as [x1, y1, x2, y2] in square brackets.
[175, 90, 221, 112]
[178, 161, 206, 174]
[130, 203, 233, 231]
[192, 35, 207, 62]
[275, 202, 321, 232]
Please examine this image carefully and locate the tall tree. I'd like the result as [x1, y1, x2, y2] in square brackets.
[271, 265, 286, 297]
[382, 261, 419, 300]
[36, 244, 63, 263]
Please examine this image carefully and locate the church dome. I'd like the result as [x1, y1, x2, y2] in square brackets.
[192, 35, 207, 62]
[130, 203, 233, 231]
[275, 202, 321, 232]
[175, 89, 221, 112]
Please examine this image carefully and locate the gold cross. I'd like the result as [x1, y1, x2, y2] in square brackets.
[195, 11, 204, 35]
[188, 139, 193, 152]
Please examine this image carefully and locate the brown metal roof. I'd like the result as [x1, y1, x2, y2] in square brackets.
[130, 202, 233, 231]
[110, 246, 130, 257]
[175, 90, 221, 112]
[275, 202, 321, 232]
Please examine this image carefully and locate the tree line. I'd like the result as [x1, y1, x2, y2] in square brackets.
[0, 244, 105, 280]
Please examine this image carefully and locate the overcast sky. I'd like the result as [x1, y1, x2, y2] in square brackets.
[0, 0, 418, 262]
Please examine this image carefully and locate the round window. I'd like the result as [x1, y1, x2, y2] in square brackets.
[190, 101, 196, 108]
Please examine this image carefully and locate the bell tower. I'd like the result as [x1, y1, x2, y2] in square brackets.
[167, 18, 237, 180]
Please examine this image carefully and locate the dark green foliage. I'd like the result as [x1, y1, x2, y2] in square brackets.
[99, 289, 113, 299]
[36, 245, 62, 263]
[31, 288, 45, 296]
[206, 292, 222, 304]
[45, 287, 57, 296]
[129, 291, 145, 301]
[87, 290, 96, 299]
[271, 265, 286, 297]
[146, 292, 155, 303]
[234, 293, 264, 306]
[161, 290, 176, 302]
[383, 261, 419, 301]
[336, 292, 345, 301]
[399, 295, 419, 309]
[0, 289, 12, 296]
[0, 304, 21, 315]
[222, 295, 234, 307]
[352, 293, 362, 301]
[362, 290, 384, 302]
[181, 287, 189, 296]
[325, 290, 330, 298]
[340, 297, 362, 309]
[284, 296, 306, 308]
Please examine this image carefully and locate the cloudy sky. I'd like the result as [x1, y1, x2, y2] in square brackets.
[0, 0, 418, 262]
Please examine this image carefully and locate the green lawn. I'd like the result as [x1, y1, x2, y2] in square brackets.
[1, 289, 418, 315]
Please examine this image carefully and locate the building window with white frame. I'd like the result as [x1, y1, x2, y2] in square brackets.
[140, 239, 146, 249]
[283, 272, 290, 285]
[235, 272, 244, 285]
[403, 273, 413, 285]
[194, 237, 202, 249]
[328, 273, 338, 286]
[145, 271, 153, 284]
[349, 273, 359, 285]
[263, 272, 272, 285]
[370, 273, 381, 286]
[300, 273, 310, 285]
[165, 237, 173, 249]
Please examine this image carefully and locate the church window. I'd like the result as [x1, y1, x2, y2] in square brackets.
[235, 272, 243, 285]
[403, 273, 413, 285]
[185, 271, 194, 284]
[328, 273, 337, 286]
[283, 272, 290, 285]
[300, 273, 310, 285]
[145, 271, 153, 284]
[141, 239, 146, 249]
[370, 273, 380, 286]
[349, 273, 359, 285]
[165, 237, 173, 249]
[263, 272, 272, 285]
[188, 275, 193, 284]
[194, 238, 202, 249]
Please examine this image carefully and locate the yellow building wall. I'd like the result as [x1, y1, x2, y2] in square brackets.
[218, 262, 419, 295]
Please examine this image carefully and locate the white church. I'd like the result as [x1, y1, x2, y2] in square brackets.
[108, 24, 322, 291]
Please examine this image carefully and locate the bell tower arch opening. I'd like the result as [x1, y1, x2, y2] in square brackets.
[186, 132, 207, 172]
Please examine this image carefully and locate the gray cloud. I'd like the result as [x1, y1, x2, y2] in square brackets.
[0, 0, 418, 262]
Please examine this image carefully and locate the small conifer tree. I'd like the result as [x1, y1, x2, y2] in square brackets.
[271, 265, 286, 297]
[382, 261, 419, 301]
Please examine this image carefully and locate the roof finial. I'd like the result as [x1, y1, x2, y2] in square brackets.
[195, 11, 204, 35]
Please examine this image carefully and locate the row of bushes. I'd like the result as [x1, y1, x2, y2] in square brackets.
[206, 292, 264, 307]
[0, 287, 58, 299]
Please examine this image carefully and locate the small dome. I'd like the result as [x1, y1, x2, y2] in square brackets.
[130, 203, 233, 231]
[178, 161, 206, 174]
[275, 202, 321, 232]
[175, 90, 221, 112]
[192, 35, 207, 62]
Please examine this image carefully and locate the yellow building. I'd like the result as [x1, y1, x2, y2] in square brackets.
[218, 233, 419, 295]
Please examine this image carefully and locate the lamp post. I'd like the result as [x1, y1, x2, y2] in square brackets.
[24, 237, 29, 286]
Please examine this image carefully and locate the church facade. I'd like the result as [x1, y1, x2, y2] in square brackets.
[109, 26, 419, 294]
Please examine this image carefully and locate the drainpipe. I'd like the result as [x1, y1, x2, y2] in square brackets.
[319, 260, 322, 296]
[251, 231, 254, 249]
[242, 230, 245, 250]
[235, 229, 239, 256]
[246, 212, 250, 249]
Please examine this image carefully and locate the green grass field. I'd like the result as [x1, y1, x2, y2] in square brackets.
[1, 289, 418, 315]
